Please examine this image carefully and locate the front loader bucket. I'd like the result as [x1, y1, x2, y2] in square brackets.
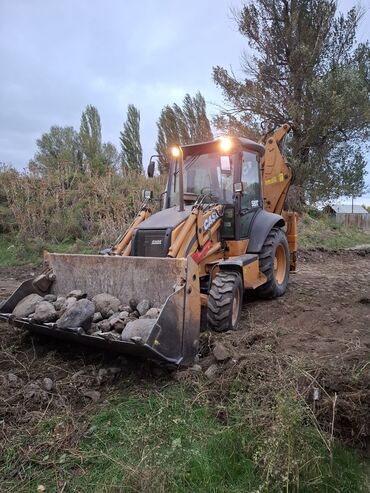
[0, 253, 201, 365]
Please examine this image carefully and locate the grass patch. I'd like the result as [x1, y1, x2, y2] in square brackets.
[299, 213, 370, 249]
[1, 384, 367, 492]
[0, 235, 95, 267]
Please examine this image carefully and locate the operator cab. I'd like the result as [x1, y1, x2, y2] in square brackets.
[165, 137, 265, 241]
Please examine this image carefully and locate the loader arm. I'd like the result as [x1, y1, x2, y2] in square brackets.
[259, 123, 298, 271]
[111, 203, 152, 256]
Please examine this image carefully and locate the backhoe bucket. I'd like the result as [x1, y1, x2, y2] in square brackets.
[0, 253, 201, 365]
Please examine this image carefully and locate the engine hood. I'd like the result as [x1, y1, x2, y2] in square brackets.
[135, 206, 192, 230]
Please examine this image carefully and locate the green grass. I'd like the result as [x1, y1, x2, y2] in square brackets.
[1, 384, 367, 493]
[0, 235, 95, 267]
[299, 213, 370, 250]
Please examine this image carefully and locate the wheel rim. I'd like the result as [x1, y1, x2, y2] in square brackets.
[231, 288, 241, 327]
[274, 244, 287, 285]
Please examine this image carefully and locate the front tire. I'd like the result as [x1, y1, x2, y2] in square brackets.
[207, 271, 243, 332]
[256, 227, 289, 299]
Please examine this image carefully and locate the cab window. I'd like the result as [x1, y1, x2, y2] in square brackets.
[241, 152, 261, 209]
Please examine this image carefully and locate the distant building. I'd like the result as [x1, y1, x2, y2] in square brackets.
[324, 203, 369, 230]
[324, 204, 368, 215]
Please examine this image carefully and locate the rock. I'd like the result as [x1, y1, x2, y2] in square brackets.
[24, 383, 47, 401]
[58, 296, 77, 315]
[43, 377, 54, 391]
[204, 364, 219, 380]
[82, 389, 101, 402]
[189, 364, 202, 373]
[118, 311, 129, 319]
[213, 342, 231, 362]
[44, 294, 57, 302]
[129, 298, 137, 311]
[92, 293, 121, 318]
[120, 305, 132, 314]
[32, 301, 57, 323]
[121, 318, 155, 342]
[67, 289, 87, 300]
[12, 294, 43, 318]
[53, 296, 66, 311]
[57, 299, 95, 330]
[141, 307, 160, 319]
[136, 299, 151, 316]
[8, 372, 18, 387]
[97, 319, 111, 332]
[112, 319, 127, 333]
[93, 312, 103, 323]
[99, 331, 120, 341]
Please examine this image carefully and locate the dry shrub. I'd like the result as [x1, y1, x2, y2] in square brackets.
[0, 166, 165, 246]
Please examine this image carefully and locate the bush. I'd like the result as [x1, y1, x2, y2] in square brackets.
[0, 166, 165, 247]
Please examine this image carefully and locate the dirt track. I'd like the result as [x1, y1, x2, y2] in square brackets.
[0, 249, 369, 455]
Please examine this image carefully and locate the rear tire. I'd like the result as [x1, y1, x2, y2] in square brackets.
[207, 271, 243, 332]
[256, 227, 289, 299]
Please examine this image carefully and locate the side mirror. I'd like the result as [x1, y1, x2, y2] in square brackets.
[142, 190, 153, 201]
[147, 161, 155, 178]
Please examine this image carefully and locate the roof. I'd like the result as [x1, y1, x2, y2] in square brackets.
[328, 204, 368, 214]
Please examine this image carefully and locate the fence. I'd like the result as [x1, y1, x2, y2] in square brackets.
[334, 213, 370, 230]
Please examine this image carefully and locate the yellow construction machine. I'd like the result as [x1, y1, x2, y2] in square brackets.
[0, 124, 297, 365]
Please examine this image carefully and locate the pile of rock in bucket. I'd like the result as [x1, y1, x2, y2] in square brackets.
[11, 290, 161, 342]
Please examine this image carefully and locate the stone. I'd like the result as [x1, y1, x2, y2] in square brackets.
[99, 331, 120, 341]
[82, 389, 101, 402]
[129, 298, 137, 311]
[58, 296, 77, 315]
[204, 364, 219, 381]
[24, 383, 47, 401]
[67, 290, 87, 300]
[53, 297, 66, 311]
[32, 301, 57, 323]
[120, 305, 132, 313]
[93, 312, 103, 323]
[44, 294, 57, 302]
[141, 307, 160, 319]
[213, 342, 231, 362]
[43, 377, 54, 391]
[97, 319, 111, 332]
[56, 299, 95, 330]
[118, 311, 129, 319]
[92, 293, 121, 318]
[121, 318, 155, 342]
[12, 294, 43, 318]
[8, 373, 18, 387]
[111, 319, 127, 333]
[189, 364, 202, 373]
[136, 299, 151, 316]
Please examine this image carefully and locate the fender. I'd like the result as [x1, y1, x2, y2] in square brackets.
[246, 209, 285, 253]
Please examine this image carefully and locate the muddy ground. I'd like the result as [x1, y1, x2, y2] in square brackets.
[0, 249, 369, 463]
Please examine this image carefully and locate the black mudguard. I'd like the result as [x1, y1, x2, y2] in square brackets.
[246, 209, 285, 253]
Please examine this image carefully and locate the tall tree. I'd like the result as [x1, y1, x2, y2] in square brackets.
[213, 1, 370, 201]
[28, 126, 82, 176]
[156, 92, 213, 173]
[120, 104, 143, 173]
[80, 105, 104, 175]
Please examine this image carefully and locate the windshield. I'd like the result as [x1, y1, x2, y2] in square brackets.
[168, 152, 235, 207]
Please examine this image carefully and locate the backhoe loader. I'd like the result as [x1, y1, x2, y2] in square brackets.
[0, 124, 298, 365]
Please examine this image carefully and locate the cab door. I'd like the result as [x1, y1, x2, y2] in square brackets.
[240, 151, 262, 238]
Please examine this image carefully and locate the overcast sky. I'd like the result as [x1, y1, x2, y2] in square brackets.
[1, 0, 369, 203]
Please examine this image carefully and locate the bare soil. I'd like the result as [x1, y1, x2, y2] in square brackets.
[0, 249, 369, 455]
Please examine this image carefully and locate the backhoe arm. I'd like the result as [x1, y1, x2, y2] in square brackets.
[259, 123, 292, 215]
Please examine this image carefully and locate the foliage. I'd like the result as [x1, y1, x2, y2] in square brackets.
[0, 382, 366, 493]
[213, 1, 370, 202]
[120, 104, 143, 173]
[299, 211, 370, 249]
[0, 165, 165, 248]
[156, 92, 213, 173]
[28, 126, 83, 176]
[80, 105, 118, 175]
